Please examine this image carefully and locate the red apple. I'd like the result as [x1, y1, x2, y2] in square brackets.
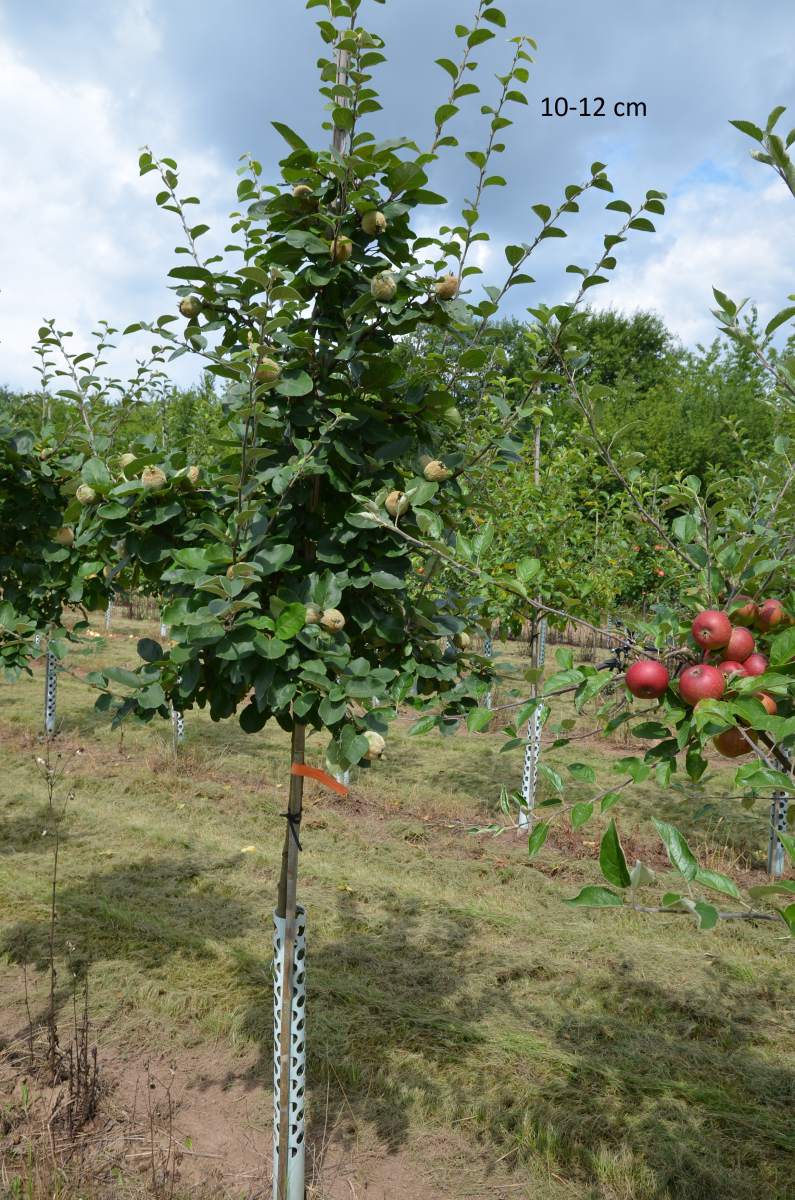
[721, 626, 755, 663]
[755, 691, 778, 715]
[718, 660, 748, 680]
[743, 653, 768, 677]
[678, 663, 725, 705]
[691, 610, 732, 650]
[713, 727, 756, 758]
[625, 660, 670, 699]
[728, 595, 757, 626]
[756, 598, 786, 632]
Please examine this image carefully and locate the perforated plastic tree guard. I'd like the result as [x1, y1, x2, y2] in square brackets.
[768, 792, 790, 878]
[484, 635, 493, 709]
[272, 905, 307, 1200]
[518, 618, 546, 832]
[105, 598, 113, 631]
[172, 707, 185, 743]
[44, 651, 58, 736]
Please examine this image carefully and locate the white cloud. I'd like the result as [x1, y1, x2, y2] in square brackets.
[0, 35, 228, 391]
[591, 178, 795, 344]
[112, 0, 162, 58]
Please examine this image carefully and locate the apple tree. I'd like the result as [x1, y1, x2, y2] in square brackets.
[34, 0, 683, 1190]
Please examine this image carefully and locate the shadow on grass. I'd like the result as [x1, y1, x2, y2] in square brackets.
[232, 888, 504, 1157]
[1, 853, 255, 1000]
[2, 845, 792, 1199]
[637, 783, 771, 867]
[0, 803, 74, 857]
[516, 969, 795, 1200]
[230, 892, 794, 1200]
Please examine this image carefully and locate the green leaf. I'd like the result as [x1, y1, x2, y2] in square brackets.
[613, 756, 650, 784]
[695, 867, 741, 900]
[483, 6, 507, 26]
[467, 707, 494, 733]
[256, 544, 294, 575]
[632, 721, 671, 739]
[272, 121, 309, 150]
[574, 670, 612, 713]
[599, 819, 631, 888]
[283, 229, 329, 255]
[459, 346, 490, 369]
[172, 548, 212, 570]
[766, 105, 787, 130]
[538, 763, 563, 793]
[276, 371, 314, 398]
[778, 904, 795, 934]
[600, 791, 622, 814]
[565, 885, 623, 908]
[568, 762, 595, 784]
[748, 882, 795, 898]
[370, 570, 405, 590]
[571, 801, 593, 829]
[408, 714, 438, 735]
[692, 901, 719, 931]
[103, 667, 144, 689]
[543, 668, 583, 693]
[434, 104, 459, 128]
[729, 118, 764, 142]
[81, 458, 112, 489]
[340, 724, 369, 765]
[527, 821, 550, 858]
[653, 819, 698, 881]
[253, 633, 288, 662]
[137, 638, 164, 664]
[734, 762, 795, 793]
[332, 105, 354, 132]
[629, 860, 655, 887]
[768, 626, 795, 667]
[240, 703, 268, 733]
[765, 305, 795, 337]
[517, 557, 540, 584]
[778, 830, 795, 862]
[274, 603, 307, 640]
[435, 57, 458, 81]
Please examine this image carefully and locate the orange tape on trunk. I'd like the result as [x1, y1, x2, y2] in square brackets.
[290, 763, 349, 795]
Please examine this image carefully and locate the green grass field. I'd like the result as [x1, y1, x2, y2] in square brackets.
[1, 615, 793, 1199]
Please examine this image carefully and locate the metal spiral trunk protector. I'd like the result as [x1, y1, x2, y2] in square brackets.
[44, 651, 58, 735]
[483, 636, 493, 709]
[518, 618, 547, 832]
[272, 906, 307, 1200]
[172, 707, 185, 743]
[768, 792, 790, 878]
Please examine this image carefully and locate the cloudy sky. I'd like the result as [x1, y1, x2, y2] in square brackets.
[1, 0, 794, 390]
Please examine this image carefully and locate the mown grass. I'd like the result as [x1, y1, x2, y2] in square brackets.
[0, 615, 793, 1199]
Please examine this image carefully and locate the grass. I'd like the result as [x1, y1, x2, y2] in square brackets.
[0, 614, 793, 1199]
